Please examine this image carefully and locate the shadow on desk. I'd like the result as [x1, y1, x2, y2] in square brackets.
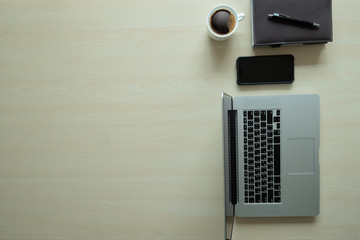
[235, 216, 317, 224]
[205, 34, 326, 71]
[236, 84, 293, 92]
[252, 44, 326, 66]
[206, 36, 238, 70]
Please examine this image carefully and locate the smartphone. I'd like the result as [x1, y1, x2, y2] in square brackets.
[236, 54, 294, 85]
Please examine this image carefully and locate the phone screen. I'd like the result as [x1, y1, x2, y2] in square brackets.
[236, 55, 294, 85]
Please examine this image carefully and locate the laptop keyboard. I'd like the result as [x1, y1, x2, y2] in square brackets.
[243, 109, 281, 204]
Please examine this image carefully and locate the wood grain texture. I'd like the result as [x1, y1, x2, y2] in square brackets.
[0, 0, 359, 239]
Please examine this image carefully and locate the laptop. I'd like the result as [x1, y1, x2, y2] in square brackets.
[222, 93, 320, 238]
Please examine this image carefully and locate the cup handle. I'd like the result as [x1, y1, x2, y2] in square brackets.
[237, 13, 245, 22]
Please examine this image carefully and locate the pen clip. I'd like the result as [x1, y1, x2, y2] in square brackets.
[273, 13, 290, 18]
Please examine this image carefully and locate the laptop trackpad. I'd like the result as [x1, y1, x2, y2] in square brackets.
[287, 138, 314, 174]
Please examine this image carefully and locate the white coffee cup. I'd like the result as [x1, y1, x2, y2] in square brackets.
[207, 5, 245, 41]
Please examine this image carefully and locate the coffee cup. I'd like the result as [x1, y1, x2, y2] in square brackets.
[207, 5, 245, 41]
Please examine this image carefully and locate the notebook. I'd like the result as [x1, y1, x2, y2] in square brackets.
[251, 0, 333, 47]
[222, 94, 320, 239]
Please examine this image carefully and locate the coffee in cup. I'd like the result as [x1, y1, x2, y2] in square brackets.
[210, 9, 236, 35]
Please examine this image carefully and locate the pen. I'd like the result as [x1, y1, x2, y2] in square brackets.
[268, 13, 320, 29]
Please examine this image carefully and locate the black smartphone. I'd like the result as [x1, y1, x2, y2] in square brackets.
[236, 54, 294, 85]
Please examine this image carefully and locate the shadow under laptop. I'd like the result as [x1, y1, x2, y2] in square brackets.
[235, 216, 317, 224]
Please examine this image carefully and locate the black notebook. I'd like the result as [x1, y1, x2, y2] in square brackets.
[251, 0, 333, 47]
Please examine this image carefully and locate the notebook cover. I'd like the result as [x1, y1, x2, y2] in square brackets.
[251, 0, 333, 47]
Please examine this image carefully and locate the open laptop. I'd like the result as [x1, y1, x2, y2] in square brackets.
[222, 93, 320, 238]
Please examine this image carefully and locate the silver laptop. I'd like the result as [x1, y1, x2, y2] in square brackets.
[222, 93, 320, 237]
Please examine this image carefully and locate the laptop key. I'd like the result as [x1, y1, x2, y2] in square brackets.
[274, 197, 281, 203]
[248, 111, 254, 119]
[274, 176, 280, 183]
[261, 111, 266, 121]
[268, 190, 274, 202]
[274, 144, 280, 175]
[262, 193, 267, 202]
[255, 194, 261, 203]
[267, 110, 273, 124]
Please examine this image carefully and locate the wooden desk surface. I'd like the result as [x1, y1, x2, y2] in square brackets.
[0, 1, 359, 239]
